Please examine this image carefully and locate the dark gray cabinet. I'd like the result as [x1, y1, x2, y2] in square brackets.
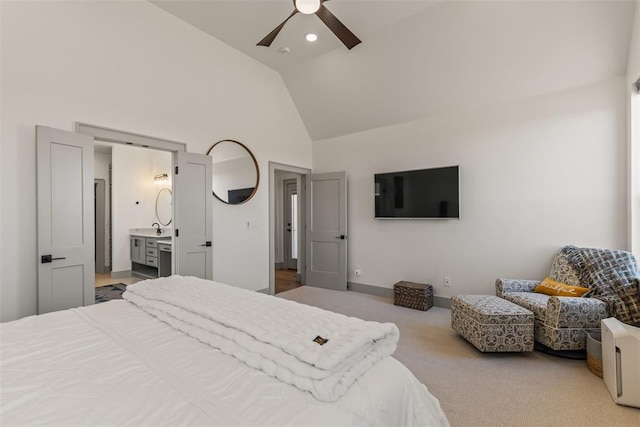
[130, 236, 171, 279]
[158, 242, 172, 277]
[130, 236, 146, 264]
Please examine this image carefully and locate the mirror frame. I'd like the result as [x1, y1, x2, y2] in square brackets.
[155, 187, 173, 226]
[206, 139, 260, 205]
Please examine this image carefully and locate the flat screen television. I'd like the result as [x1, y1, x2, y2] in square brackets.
[227, 187, 255, 204]
[374, 165, 459, 219]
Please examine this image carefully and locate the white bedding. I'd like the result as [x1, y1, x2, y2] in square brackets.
[124, 276, 399, 402]
[1, 284, 449, 426]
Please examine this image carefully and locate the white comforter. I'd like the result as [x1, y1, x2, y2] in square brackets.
[1, 293, 449, 426]
[123, 276, 400, 402]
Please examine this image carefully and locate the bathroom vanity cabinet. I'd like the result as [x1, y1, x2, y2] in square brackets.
[130, 233, 172, 279]
[130, 236, 146, 264]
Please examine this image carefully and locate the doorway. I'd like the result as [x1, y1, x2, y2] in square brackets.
[37, 123, 212, 314]
[92, 140, 173, 288]
[268, 163, 348, 295]
[276, 178, 301, 293]
[77, 122, 214, 283]
[269, 162, 310, 295]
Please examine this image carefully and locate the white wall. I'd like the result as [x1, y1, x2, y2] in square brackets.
[313, 77, 628, 299]
[628, 0, 640, 258]
[94, 151, 111, 268]
[629, 1, 640, 82]
[0, 0, 312, 322]
[111, 145, 171, 273]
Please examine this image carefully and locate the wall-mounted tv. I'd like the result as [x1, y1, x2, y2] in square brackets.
[374, 165, 459, 219]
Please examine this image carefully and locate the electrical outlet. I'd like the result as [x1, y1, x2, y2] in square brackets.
[354, 268, 361, 277]
[444, 276, 452, 287]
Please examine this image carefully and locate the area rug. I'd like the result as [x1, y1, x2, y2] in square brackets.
[95, 284, 127, 304]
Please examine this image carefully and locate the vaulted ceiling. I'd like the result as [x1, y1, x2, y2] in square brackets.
[151, 0, 637, 141]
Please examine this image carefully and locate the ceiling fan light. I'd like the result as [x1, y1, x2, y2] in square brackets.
[295, 0, 320, 15]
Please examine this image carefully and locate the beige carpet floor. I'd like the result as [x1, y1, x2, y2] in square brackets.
[277, 286, 639, 427]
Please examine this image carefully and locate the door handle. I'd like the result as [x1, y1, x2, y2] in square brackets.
[335, 235, 346, 240]
[41, 255, 67, 263]
[201, 241, 212, 247]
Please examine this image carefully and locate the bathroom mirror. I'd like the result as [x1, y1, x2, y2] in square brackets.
[206, 139, 259, 204]
[155, 187, 173, 226]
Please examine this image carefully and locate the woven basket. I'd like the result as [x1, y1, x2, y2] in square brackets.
[393, 281, 433, 311]
[586, 331, 603, 378]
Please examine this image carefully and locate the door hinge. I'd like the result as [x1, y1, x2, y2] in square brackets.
[175, 229, 179, 237]
[175, 166, 179, 175]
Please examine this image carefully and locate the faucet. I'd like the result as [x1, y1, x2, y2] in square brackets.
[152, 222, 161, 235]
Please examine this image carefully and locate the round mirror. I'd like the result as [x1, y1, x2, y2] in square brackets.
[206, 139, 259, 204]
[155, 188, 173, 226]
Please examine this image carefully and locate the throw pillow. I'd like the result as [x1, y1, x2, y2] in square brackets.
[534, 277, 590, 297]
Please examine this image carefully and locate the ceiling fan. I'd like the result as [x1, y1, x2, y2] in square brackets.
[257, 0, 361, 50]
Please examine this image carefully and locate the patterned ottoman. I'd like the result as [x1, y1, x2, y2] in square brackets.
[451, 295, 534, 352]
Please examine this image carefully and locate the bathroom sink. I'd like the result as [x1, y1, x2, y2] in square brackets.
[129, 228, 172, 238]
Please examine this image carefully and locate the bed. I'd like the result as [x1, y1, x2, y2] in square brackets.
[1, 276, 449, 426]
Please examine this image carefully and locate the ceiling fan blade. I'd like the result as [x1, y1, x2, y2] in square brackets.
[315, 4, 361, 50]
[257, 9, 298, 47]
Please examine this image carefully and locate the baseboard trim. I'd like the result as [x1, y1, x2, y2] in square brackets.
[111, 270, 132, 279]
[348, 281, 451, 309]
[347, 281, 393, 298]
[274, 263, 284, 270]
[434, 295, 451, 309]
[256, 288, 270, 294]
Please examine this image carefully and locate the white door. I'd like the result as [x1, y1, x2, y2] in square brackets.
[174, 151, 213, 279]
[305, 172, 347, 291]
[37, 126, 95, 314]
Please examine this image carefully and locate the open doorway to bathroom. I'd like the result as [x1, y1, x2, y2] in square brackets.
[93, 140, 172, 289]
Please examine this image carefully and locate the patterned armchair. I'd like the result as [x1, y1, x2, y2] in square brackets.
[496, 245, 634, 351]
[497, 245, 640, 351]
[496, 278, 607, 351]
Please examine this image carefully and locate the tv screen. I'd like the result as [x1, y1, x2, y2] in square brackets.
[374, 166, 459, 219]
[227, 187, 255, 204]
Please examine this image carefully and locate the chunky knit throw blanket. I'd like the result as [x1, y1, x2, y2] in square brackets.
[124, 276, 400, 402]
[563, 245, 640, 325]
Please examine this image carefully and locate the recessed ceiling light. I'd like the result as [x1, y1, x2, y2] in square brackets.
[305, 33, 318, 42]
